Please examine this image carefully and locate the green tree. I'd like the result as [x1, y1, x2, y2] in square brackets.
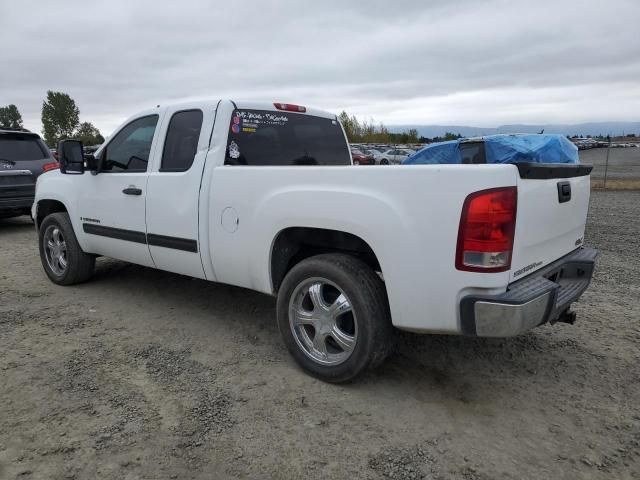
[74, 121, 104, 145]
[338, 111, 355, 140]
[443, 131, 462, 141]
[41, 91, 80, 147]
[337, 110, 421, 144]
[0, 104, 24, 129]
[378, 123, 390, 143]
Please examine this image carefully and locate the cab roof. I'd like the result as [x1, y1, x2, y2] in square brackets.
[134, 99, 337, 121]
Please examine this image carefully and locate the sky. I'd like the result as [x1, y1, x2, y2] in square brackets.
[1, 0, 639, 136]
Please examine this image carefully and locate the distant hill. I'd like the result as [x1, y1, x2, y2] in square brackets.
[388, 122, 640, 138]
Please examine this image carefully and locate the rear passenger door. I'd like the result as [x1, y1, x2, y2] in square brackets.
[145, 104, 216, 279]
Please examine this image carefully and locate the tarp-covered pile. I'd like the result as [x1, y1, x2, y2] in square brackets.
[403, 134, 579, 165]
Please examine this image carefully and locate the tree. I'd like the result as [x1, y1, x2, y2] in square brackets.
[0, 104, 24, 129]
[338, 111, 354, 140]
[74, 121, 104, 145]
[41, 91, 80, 147]
[443, 132, 462, 141]
[338, 110, 417, 144]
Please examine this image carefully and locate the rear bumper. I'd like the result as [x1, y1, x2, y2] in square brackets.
[460, 247, 598, 337]
[1, 170, 36, 213]
[0, 196, 34, 212]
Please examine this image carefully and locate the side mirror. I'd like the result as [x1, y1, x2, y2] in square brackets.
[58, 140, 85, 174]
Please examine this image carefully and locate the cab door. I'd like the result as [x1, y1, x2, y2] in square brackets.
[76, 113, 162, 267]
[145, 104, 217, 279]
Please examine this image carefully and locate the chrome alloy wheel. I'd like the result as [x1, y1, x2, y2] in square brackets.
[288, 277, 357, 366]
[43, 225, 68, 276]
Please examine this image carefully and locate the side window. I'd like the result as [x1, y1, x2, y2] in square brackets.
[101, 115, 159, 172]
[160, 110, 203, 172]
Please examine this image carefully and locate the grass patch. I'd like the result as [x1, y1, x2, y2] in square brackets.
[591, 178, 640, 190]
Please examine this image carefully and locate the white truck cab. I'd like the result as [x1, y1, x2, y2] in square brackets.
[33, 100, 597, 382]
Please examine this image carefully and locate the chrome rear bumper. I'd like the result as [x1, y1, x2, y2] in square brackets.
[460, 247, 598, 337]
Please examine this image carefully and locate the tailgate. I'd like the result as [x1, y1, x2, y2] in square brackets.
[509, 163, 592, 282]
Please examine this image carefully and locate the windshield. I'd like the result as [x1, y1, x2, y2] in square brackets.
[0, 134, 49, 162]
[225, 109, 350, 166]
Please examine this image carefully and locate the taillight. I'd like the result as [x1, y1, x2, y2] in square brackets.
[456, 187, 517, 272]
[274, 103, 306, 113]
[42, 161, 59, 172]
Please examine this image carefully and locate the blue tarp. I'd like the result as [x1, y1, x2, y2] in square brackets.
[403, 134, 579, 165]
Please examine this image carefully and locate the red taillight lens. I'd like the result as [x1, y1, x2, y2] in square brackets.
[456, 187, 517, 272]
[42, 161, 59, 172]
[274, 103, 306, 113]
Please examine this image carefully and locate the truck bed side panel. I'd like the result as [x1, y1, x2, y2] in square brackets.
[207, 164, 517, 333]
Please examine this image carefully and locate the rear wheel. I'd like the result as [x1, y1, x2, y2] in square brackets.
[277, 254, 394, 383]
[39, 212, 95, 285]
[380, 158, 389, 165]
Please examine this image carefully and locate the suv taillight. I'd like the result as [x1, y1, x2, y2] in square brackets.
[42, 161, 59, 172]
[456, 187, 517, 272]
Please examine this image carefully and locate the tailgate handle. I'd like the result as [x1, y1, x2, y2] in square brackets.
[557, 181, 571, 203]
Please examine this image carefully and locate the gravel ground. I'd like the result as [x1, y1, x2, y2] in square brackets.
[1, 190, 639, 480]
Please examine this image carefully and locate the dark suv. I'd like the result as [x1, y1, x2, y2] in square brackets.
[0, 128, 57, 219]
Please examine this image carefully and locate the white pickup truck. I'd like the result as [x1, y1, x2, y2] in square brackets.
[33, 100, 597, 382]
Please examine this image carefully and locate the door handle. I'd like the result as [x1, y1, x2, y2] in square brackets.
[557, 181, 571, 203]
[122, 187, 142, 196]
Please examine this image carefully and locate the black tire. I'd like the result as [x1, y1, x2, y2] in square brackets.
[39, 212, 95, 285]
[380, 158, 389, 165]
[276, 253, 394, 383]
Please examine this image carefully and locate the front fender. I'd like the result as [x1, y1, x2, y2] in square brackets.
[34, 172, 85, 248]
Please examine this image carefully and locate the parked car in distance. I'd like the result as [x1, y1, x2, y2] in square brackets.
[361, 148, 384, 160]
[377, 148, 415, 165]
[350, 149, 375, 165]
[1, 128, 58, 219]
[34, 99, 597, 383]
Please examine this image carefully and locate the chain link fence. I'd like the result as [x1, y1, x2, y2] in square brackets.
[579, 146, 640, 189]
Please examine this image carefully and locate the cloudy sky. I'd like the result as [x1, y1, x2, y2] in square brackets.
[1, 0, 639, 136]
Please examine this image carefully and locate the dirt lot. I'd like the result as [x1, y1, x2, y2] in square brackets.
[1, 190, 639, 480]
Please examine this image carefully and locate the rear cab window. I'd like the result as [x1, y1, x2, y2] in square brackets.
[460, 142, 486, 164]
[0, 133, 50, 162]
[225, 109, 350, 166]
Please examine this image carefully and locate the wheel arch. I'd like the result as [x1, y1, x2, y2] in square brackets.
[36, 199, 68, 230]
[270, 226, 383, 294]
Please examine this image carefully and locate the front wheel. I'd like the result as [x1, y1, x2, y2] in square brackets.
[380, 158, 389, 165]
[276, 254, 394, 383]
[39, 212, 95, 285]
